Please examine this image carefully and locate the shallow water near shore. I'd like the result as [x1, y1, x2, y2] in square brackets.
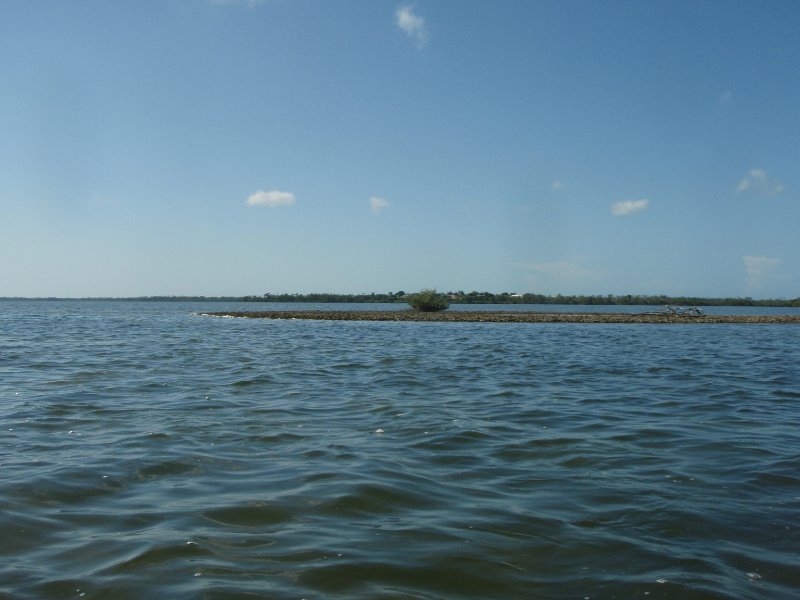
[2, 301, 799, 599]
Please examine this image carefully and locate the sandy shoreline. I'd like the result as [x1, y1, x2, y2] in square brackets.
[197, 310, 800, 324]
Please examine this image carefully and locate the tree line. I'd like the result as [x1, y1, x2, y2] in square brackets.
[242, 291, 800, 307]
[3, 292, 797, 306]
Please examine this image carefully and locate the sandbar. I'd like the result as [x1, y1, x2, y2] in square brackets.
[196, 311, 800, 324]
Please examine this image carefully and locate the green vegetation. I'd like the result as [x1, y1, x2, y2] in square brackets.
[406, 289, 450, 312]
[242, 291, 408, 304]
[240, 291, 800, 307]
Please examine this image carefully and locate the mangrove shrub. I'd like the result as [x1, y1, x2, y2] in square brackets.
[407, 289, 450, 312]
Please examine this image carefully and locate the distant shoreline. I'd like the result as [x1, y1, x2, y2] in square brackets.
[197, 310, 800, 324]
[2, 293, 798, 307]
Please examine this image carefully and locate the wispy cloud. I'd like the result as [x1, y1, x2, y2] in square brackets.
[719, 90, 733, 105]
[209, 0, 263, 7]
[611, 199, 649, 216]
[246, 190, 295, 207]
[736, 169, 785, 196]
[396, 5, 428, 48]
[743, 255, 780, 291]
[516, 259, 603, 293]
[86, 191, 116, 206]
[369, 196, 390, 215]
[551, 181, 565, 191]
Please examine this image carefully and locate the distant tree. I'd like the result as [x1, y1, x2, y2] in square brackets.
[407, 289, 450, 312]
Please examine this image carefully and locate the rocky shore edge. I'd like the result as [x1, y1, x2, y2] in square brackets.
[196, 310, 800, 324]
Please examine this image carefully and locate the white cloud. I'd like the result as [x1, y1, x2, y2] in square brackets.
[743, 255, 780, 291]
[369, 196, 390, 214]
[246, 190, 295, 207]
[736, 168, 785, 196]
[551, 181, 565, 191]
[396, 5, 428, 48]
[611, 198, 649, 216]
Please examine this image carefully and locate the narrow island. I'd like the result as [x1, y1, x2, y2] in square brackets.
[196, 310, 800, 324]
[197, 290, 800, 324]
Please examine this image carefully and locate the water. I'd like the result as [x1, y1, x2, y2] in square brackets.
[1, 301, 799, 599]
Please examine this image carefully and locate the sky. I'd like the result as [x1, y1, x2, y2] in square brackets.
[1, 0, 798, 298]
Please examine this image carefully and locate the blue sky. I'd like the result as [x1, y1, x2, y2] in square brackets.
[1, 0, 798, 298]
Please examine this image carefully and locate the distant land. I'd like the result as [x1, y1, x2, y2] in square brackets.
[2, 292, 799, 307]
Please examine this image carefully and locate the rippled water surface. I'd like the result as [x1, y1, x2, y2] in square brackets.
[1, 301, 799, 599]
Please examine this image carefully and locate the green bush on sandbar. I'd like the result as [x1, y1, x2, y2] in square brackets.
[407, 289, 450, 312]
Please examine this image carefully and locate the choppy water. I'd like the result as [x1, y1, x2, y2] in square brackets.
[1, 301, 799, 599]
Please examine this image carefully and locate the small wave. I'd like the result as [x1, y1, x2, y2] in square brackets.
[136, 459, 202, 479]
[202, 502, 295, 527]
[102, 541, 211, 574]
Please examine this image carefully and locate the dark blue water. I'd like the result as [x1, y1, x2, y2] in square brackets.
[1, 301, 799, 599]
